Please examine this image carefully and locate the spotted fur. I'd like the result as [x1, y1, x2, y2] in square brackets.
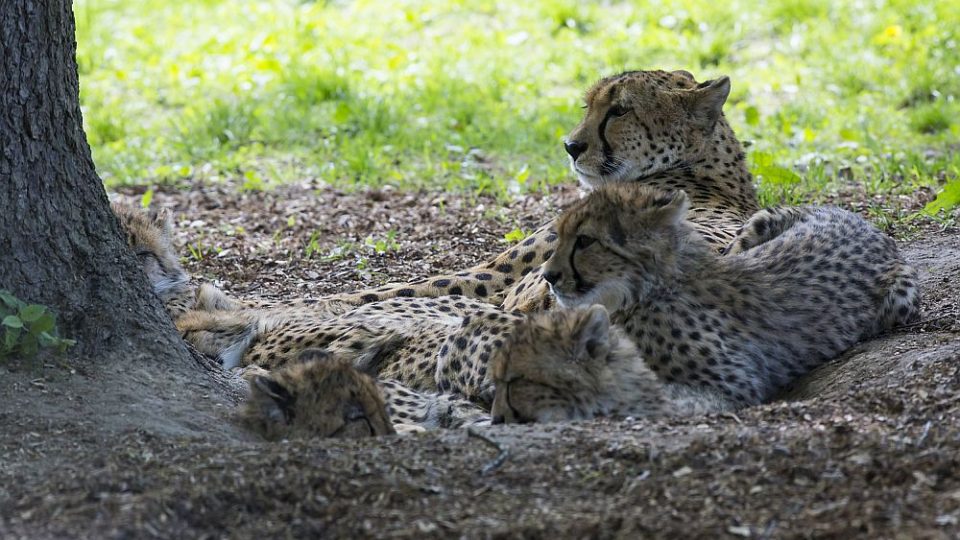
[114, 204, 493, 432]
[490, 306, 732, 423]
[539, 184, 920, 409]
[206, 69, 759, 316]
[241, 350, 395, 440]
[112, 203, 195, 318]
[176, 294, 523, 427]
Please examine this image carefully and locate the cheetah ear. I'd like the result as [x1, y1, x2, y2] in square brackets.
[252, 375, 296, 424]
[574, 305, 611, 363]
[672, 69, 695, 81]
[685, 76, 730, 133]
[649, 190, 689, 228]
[149, 208, 175, 240]
[297, 348, 331, 364]
[353, 332, 405, 375]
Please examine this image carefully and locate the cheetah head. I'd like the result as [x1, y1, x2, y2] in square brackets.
[565, 70, 731, 189]
[490, 305, 661, 424]
[243, 349, 396, 440]
[112, 202, 190, 303]
[541, 185, 692, 313]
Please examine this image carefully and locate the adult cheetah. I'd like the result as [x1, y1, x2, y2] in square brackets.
[208, 69, 759, 315]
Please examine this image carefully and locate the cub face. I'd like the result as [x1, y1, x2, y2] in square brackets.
[111, 202, 189, 301]
[541, 185, 690, 312]
[243, 350, 396, 440]
[490, 306, 621, 424]
[564, 69, 730, 188]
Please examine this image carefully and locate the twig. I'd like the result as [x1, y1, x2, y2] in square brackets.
[894, 314, 957, 331]
[915, 420, 932, 447]
[467, 427, 509, 475]
[721, 412, 743, 425]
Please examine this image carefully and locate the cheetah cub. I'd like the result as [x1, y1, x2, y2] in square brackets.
[112, 203, 195, 318]
[243, 349, 489, 438]
[242, 349, 396, 440]
[534, 184, 919, 412]
[490, 306, 731, 423]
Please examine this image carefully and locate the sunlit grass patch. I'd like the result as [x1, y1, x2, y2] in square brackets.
[76, 0, 959, 222]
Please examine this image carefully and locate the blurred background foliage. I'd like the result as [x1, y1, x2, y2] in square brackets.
[76, 0, 959, 209]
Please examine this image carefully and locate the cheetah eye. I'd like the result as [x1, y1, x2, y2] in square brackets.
[344, 403, 367, 422]
[574, 235, 596, 249]
[608, 105, 631, 118]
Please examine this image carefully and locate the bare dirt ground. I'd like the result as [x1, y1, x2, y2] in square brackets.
[2, 181, 959, 539]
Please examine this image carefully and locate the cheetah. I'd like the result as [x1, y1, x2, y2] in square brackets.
[179, 298, 504, 430]
[112, 202, 357, 319]
[177, 293, 523, 406]
[242, 349, 396, 440]
[112, 202, 196, 318]
[490, 306, 732, 424]
[113, 203, 491, 432]
[204, 69, 759, 316]
[507, 183, 921, 416]
[243, 349, 489, 437]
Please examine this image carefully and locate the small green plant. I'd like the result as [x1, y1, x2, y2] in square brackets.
[922, 179, 960, 216]
[303, 231, 323, 259]
[503, 227, 529, 243]
[364, 230, 400, 254]
[0, 290, 76, 360]
[140, 187, 154, 208]
[241, 170, 266, 192]
[187, 240, 218, 261]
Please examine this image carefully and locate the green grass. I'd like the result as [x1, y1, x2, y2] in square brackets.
[76, 0, 960, 209]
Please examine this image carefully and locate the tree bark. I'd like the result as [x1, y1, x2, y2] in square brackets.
[0, 0, 189, 366]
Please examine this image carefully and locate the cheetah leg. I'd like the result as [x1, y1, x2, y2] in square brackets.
[195, 283, 356, 317]
[324, 222, 559, 307]
[175, 310, 260, 369]
[378, 379, 490, 430]
[722, 207, 816, 255]
[195, 222, 561, 314]
[665, 383, 739, 415]
[195, 283, 245, 311]
[876, 263, 922, 331]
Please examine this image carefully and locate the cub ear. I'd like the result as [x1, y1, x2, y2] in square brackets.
[252, 375, 296, 424]
[351, 332, 405, 375]
[297, 348, 331, 364]
[685, 76, 730, 132]
[574, 305, 611, 363]
[148, 208, 175, 240]
[650, 190, 690, 228]
[672, 69, 695, 81]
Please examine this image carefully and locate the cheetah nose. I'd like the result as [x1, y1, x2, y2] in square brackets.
[542, 270, 561, 286]
[491, 414, 505, 425]
[564, 140, 588, 160]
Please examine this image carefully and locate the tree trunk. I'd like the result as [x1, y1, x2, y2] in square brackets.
[0, 0, 188, 365]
